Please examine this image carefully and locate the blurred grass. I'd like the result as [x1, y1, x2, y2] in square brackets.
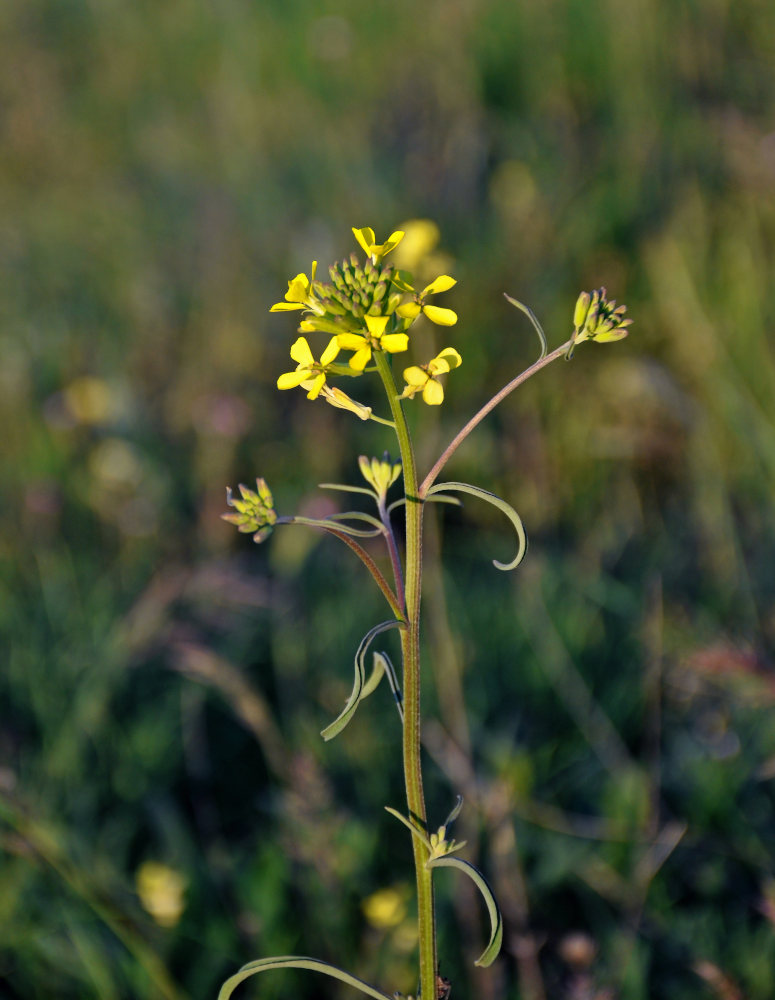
[2, 0, 775, 998]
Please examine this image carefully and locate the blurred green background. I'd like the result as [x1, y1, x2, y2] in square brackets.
[2, 1, 775, 998]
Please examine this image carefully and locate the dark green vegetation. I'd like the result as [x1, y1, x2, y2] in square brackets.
[2, 1, 775, 998]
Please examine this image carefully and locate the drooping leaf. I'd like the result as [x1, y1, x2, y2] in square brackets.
[321, 621, 402, 741]
[361, 652, 404, 722]
[426, 482, 527, 571]
[426, 857, 503, 967]
[218, 956, 394, 1000]
[504, 294, 548, 359]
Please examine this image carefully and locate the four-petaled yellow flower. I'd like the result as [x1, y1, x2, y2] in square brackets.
[277, 336, 340, 399]
[337, 315, 409, 372]
[352, 227, 405, 263]
[396, 275, 458, 327]
[270, 262, 319, 312]
[401, 348, 462, 406]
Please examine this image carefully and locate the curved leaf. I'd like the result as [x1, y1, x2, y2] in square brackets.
[426, 482, 527, 571]
[426, 857, 503, 967]
[321, 621, 402, 741]
[326, 511, 385, 532]
[503, 294, 548, 359]
[218, 955, 394, 1000]
[361, 652, 404, 722]
[387, 493, 462, 515]
[284, 515, 382, 538]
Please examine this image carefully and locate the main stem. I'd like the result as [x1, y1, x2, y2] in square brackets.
[374, 352, 436, 1000]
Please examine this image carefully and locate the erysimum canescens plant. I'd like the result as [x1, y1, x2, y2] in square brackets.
[219, 224, 632, 1000]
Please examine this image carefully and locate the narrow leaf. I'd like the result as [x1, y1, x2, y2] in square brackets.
[285, 515, 382, 538]
[326, 511, 385, 531]
[443, 795, 464, 830]
[319, 483, 379, 500]
[504, 294, 548, 359]
[379, 651, 404, 722]
[218, 955, 394, 1000]
[321, 621, 402, 741]
[360, 651, 385, 700]
[426, 857, 503, 967]
[387, 494, 462, 515]
[361, 653, 403, 724]
[385, 807, 432, 849]
[426, 482, 527, 571]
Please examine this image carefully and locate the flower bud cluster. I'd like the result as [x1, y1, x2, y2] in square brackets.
[572, 287, 632, 347]
[300, 255, 402, 335]
[358, 453, 402, 500]
[221, 479, 277, 543]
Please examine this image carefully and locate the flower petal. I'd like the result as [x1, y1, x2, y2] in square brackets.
[320, 337, 341, 366]
[349, 347, 372, 371]
[306, 372, 326, 399]
[365, 315, 389, 337]
[277, 370, 310, 389]
[402, 366, 428, 387]
[422, 305, 458, 327]
[352, 227, 375, 256]
[290, 337, 314, 365]
[427, 356, 452, 376]
[422, 379, 445, 405]
[380, 333, 409, 354]
[270, 302, 306, 312]
[396, 302, 422, 320]
[422, 275, 456, 296]
[337, 333, 367, 351]
[286, 273, 311, 302]
[437, 347, 462, 369]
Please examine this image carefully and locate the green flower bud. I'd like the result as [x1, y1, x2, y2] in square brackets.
[358, 454, 402, 500]
[372, 281, 388, 303]
[573, 291, 591, 330]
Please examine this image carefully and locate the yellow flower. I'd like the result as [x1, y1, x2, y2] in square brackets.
[396, 275, 457, 326]
[277, 336, 340, 398]
[270, 262, 319, 312]
[337, 315, 408, 372]
[401, 348, 462, 405]
[352, 227, 405, 263]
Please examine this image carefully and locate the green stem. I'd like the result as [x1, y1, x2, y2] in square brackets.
[374, 352, 436, 1000]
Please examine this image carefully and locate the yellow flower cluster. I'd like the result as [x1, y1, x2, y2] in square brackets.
[270, 225, 462, 410]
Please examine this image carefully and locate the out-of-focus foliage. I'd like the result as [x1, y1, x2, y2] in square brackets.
[2, 1, 775, 998]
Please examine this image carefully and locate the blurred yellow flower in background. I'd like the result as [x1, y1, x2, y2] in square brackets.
[362, 885, 408, 930]
[135, 861, 187, 928]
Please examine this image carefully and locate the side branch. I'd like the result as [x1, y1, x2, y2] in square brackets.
[419, 339, 572, 496]
[287, 521, 404, 620]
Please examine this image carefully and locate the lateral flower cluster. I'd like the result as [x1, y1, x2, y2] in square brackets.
[221, 479, 277, 543]
[270, 226, 462, 409]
